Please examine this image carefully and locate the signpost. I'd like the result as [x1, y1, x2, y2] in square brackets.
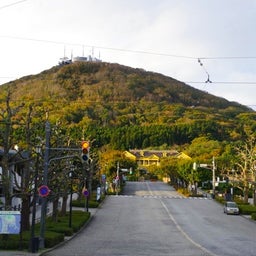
[82, 186, 89, 212]
[0, 211, 21, 234]
[83, 188, 89, 197]
[38, 185, 50, 197]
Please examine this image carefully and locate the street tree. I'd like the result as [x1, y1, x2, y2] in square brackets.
[0, 88, 25, 210]
[235, 137, 256, 204]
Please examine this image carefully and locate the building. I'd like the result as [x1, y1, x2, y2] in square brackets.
[0, 148, 27, 210]
[124, 149, 191, 167]
[58, 54, 102, 66]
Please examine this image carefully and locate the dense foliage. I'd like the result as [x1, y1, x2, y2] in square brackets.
[1, 62, 256, 201]
[1, 61, 254, 150]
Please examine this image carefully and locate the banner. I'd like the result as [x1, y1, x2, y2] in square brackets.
[0, 211, 21, 234]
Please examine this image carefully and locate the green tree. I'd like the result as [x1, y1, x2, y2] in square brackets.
[235, 137, 256, 204]
[185, 136, 222, 161]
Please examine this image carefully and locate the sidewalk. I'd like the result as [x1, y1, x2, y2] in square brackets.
[1, 207, 98, 256]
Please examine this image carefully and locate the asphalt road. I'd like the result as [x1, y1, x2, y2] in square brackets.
[42, 181, 256, 256]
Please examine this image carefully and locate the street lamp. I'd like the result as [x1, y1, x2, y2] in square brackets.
[30, 145, 41, 253]
[68, 166, 75, 228]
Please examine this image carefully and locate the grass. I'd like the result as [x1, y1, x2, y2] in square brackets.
[0, 209, 91, 251]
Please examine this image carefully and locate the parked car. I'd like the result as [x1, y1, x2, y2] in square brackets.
[224, 201, 239, 215]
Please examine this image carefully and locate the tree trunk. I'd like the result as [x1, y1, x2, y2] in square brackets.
[61, 194, 68, 216]
[51, 197, 59, 222]
[253, 187, 256, 206]
[2, 158, 12, 209]
[243, 186, 249, 203]
[21, 195, 31, 232]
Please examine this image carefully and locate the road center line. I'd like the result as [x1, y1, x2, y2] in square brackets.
[145, 181, 154, 196]
[160, 199, 217, 256]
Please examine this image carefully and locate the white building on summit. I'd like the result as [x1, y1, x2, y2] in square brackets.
[59, 55, 101, 65]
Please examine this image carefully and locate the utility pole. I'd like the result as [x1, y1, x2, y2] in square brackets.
[29, 145, 41, 252]
[212, 157, 216, 199]
[38, 121, 84, 248]
[39, 121, 50, 249]
[116, 162, 120, 195]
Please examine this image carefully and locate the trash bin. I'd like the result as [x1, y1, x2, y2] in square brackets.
[31, 237, 39, 253]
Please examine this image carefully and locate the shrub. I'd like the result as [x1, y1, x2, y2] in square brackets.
[47, 211, 90, 236]
[0, 211, 91, 250]
[72, 198, 100, 208]
[238, 204, 256, 215]
[234, 197, 250, 205]
[177, 188, 189, 197]
[45, 231, 65, 248]
[0, 234, 25, 250]
[188, 194, 204, 198]
[251, 213, 256, 220]
[214, 195, 225, 204]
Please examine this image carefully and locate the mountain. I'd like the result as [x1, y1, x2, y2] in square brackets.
[1, 61, 255, 149]
[9, 61, 250, 108]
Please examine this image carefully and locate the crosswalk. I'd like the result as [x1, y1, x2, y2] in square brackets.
[112, 194, 212, 200]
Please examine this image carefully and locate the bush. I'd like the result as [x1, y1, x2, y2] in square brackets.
[72, 211, 91, 232]
[214, 195, 226, 204]
[234, 197, 250, 205]
[47, 223, 73, 236]
[251, 212, 256, 220]
[0, 211, 91, 251]
[45, 231, 65, 248]
[188, 194, 204, 198]
[0, 234, 26, 250]
[177, 188, 189, 197]
[47, 211, 90, 236]
[238, 204, 256, 215]
[72, 198, 100, 208]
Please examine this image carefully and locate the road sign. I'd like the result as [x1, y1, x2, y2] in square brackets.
[102, 174, 106, 182]
[82, 187, 89, 197]
[38, 185, 50, 197]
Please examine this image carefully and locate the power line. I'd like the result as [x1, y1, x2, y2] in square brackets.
[1, 75, 255, 86]
[199, 56, 256, 60]
[1, 35, 256, 61]
[0, 0, 29, 10]
[187, 81, 256, 85]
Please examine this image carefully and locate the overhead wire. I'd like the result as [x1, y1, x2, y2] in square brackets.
[1, 35, 256, 61]
[0, 0, 29, 10]
[0, 35, 256, 108]
[187, 81, 256, 85]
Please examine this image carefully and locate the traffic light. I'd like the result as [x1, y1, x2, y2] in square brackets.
[81, 141, 90, 163]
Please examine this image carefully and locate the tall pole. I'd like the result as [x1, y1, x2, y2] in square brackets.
[29, 147, 40, 252]
[39, 121, 50, 249]
[85, 177, 89, 212]
[116, 162, 119, 195]
[69, 173, 73, 228]
[212, 157, 216, 199]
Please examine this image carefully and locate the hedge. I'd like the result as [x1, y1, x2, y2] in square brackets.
[0, 210, 91, 251]
[238, 204, 256, 215]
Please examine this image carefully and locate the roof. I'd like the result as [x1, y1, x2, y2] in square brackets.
[129, 149, 180, 158]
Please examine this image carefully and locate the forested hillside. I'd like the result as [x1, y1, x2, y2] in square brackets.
[1, 61, 255, 150]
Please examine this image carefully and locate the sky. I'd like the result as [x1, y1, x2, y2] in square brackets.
[0, 0, 256, 109]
